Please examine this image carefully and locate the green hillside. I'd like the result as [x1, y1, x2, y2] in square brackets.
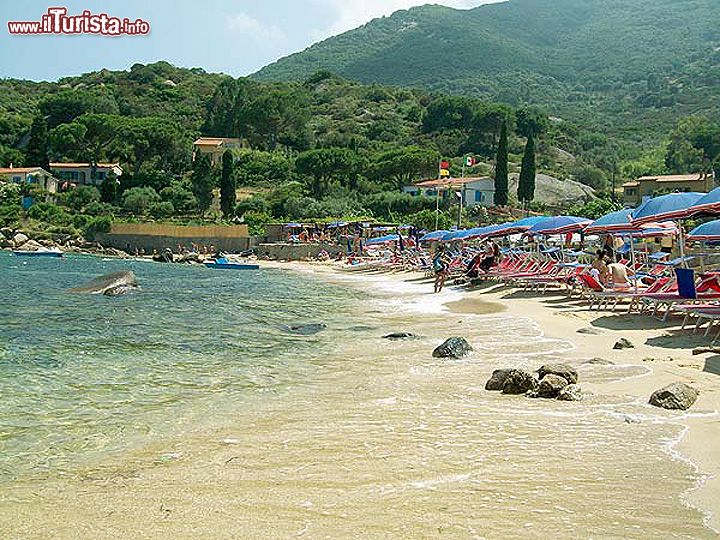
[254, 0, 720, 143]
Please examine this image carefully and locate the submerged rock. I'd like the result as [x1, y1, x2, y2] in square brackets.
[557, 384, 584, 402]
[282, 323, 327, 335]
[432, 337, 473, 359]
[577, 327, 603, 335]
[583, 357, 615, 365]
[485, 369, 514, 391]
[613, 338, 634, 350]
[649, 382, 698, 410]
[70, 271, 139, 295]
[501, 369, 538, 395]
[537, 374, 569, 398]
[538, 363, 578, 385]
[383, 332, 419, 340]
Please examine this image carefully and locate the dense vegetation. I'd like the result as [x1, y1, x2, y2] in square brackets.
[255, 0, 720, 147]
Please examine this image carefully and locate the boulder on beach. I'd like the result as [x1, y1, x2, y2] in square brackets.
[538, 363, 578, 384]
[12, 232, 29, 246]
[537, 374, 569, 398]
[613, 338, 634, 350]
[432, 337, 473, 359]
[0, 227, 13, 239]
[501, 369, 538, 395]
[577, 327, 603, 335]
[649, 382, 699, 410]
[17, 239, 44, 252]
[557, 384, 584, 402]
[485, 369, 514, 391]
[383, 332, 419, 340]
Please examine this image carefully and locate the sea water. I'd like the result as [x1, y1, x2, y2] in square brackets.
[0, 253, 714, 538]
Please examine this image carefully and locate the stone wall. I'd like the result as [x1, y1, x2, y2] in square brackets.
[95, 233, 254, 254]
[256, 242, 346, 261]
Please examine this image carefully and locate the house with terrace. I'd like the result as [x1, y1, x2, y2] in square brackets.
[50, 162, 123, 188]
[0, 166, 59, 193]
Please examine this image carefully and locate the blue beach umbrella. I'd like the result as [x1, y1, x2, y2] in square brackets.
[687, 220, 720, 242]
[631, 192, 705, 225]
[326, 220, 349, 229]
[528, 216, 592, 236]
[284, 222, 303, 229]
[366, 234, 400, 246]
[419, 230, 449, 242]
[486, 216, 552, 237]
[584, 208, 634, 235]
[686, 187, 720, 216]
[441, 230, 467, 242]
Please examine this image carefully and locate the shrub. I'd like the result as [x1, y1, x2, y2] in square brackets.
[83, 215, 112, 240]
[65, 185, 101, 211]
[122, 186, 161, 215]
[149, 201, 175, 219]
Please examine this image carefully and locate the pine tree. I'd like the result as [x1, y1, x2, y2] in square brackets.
[219, 150, 236, 217]
[100, 170, 118, 204]
[517, 133, 536, 205]
[493, 120, 509, 206]
[26, 114, 49, 170]
[191, 153, 214, 213]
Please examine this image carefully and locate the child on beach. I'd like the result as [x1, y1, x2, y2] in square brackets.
[433, 246, 450, 293]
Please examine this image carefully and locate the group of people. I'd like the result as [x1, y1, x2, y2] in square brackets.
[590, 250, 635, 287]
[432, 240, 501, 293]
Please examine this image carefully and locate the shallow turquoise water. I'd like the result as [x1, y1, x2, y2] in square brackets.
[0, 253, 362, 482]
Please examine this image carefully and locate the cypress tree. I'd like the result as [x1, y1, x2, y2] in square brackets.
[220, 150, 236, 217]
[100, 170, 118, 204]
[493, 120, 509, 206]
[26, 114, 49, 170]
[518, 133, 536, 205]
[191, 153, 214, 213]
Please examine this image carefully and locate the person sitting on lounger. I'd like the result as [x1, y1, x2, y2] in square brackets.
[591, 250, 610, 284]
[479, 240, 501, 272]
[465, 252, 484, 279]
[608, 261, 634, 287]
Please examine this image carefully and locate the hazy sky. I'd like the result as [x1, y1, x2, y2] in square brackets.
[0, 0, 503, 81]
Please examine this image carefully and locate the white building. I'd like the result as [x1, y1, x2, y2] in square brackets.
[0, 166, 59, 193]
[50, 162, 123, 187]
[403, 177, 496, 208]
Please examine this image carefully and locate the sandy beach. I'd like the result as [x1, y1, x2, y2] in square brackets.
[2, 260, 719, 538]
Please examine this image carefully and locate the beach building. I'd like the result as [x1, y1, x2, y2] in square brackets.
[50, 162, 123, 187]
[193, 137, 243, 166]
[622, 173, 715, 206]
[0, 166, 59, 193]
[404, 177, 496, 208]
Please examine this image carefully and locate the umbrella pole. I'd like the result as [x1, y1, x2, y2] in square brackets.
[679, 224, 687, 268]
[629, 233, 637, 294]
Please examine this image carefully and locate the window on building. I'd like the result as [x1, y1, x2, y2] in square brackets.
[12, 176, 21, 184]
[474, 191, 482, 202]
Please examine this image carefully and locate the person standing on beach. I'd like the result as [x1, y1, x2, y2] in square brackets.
[433, 245, 449, 293]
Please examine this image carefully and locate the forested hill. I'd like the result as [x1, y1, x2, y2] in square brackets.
[253, 0, 720, 142]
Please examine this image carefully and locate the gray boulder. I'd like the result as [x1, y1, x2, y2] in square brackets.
[12, 232, 28, 246]
[70, 271, 139, 295]
[649, 382, 699, 411]
[557, 384, 584, 402]
[501, 369, 538, 395]
[0, 227, 13, 239]
[538, 363, 578, 384]
[485, 369, 514, 391]
[432, 337, 473, 359]
[17, 239, 44, 252]
[613, 338, 634, 350]
[577, 327, 603, 335]
[537, 374, 569, 398]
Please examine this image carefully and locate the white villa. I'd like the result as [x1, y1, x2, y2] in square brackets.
[50, 162, 123, 187]
[0, 166, 59, 193]
[403, 177, 496, 208]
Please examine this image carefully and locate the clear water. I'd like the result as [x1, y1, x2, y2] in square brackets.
[0, 252, 361, 482]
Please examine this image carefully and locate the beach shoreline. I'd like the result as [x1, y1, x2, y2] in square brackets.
[261, 259, 720, 533]
[2, 257, 719, 538]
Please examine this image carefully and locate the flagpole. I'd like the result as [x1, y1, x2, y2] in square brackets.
[435, 159, 441, 231]
[458, 158, 465, 229]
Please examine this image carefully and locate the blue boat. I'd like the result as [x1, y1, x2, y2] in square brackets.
[12, 248, 63, 258]
[204, 257, 259, 270]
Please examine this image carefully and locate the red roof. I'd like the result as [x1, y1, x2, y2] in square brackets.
[50, 162, 120, 169]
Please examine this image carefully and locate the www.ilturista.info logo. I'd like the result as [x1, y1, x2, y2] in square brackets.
[8, 7, 150, 36]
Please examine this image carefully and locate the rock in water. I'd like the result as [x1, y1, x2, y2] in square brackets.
[102, 284, 137, 297]
[282, 323, 327, 335]
[501, 369, 538, 395]
[432, 337, 473, 359]
[538, 363, 578, 384]
[70, 271, 139, 295]
[383, 332, 418, 340]
[557, 384, 584, 402]
[613, 338, 634, 350]
[583, 358, 615, 365]
[485, 369, 514, 391]
[537, 374, 569, 398]
[649, 383, 699, 410]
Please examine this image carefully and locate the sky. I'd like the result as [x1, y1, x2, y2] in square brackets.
[0, 0, 503, 81]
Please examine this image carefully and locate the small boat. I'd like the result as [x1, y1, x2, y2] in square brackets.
[204, 257, 259, 270]
[12, 247, 63, 258]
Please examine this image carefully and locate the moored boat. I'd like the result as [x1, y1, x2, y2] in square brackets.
[12, 247, 64, 258]
[204, 257, 259, 270]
